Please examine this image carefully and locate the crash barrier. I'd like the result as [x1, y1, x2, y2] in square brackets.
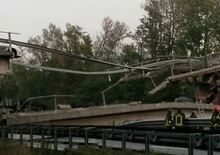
[0, 125, 219, 155]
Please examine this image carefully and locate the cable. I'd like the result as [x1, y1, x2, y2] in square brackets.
[12, 62, 130, 75]
[0, 38, 153, 71]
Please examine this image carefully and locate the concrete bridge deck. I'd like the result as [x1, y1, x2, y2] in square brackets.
[6, 102, 213, 126]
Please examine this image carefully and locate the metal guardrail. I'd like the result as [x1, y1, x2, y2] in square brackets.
[0, 124, 219, 155]
[120, 119, 213, 129]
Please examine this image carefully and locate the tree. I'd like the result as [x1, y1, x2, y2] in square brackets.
[28, 23, 93, 67]
[0, 23, 93, 101]
[121, 44, 142, 65]
[136, 0, 182, 58]
[136, 0, 220, 57]
[177, 0, 220, 56]
[93, 17, 129, 61]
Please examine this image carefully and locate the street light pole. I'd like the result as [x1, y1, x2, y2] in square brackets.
[0, 31, 20, 53]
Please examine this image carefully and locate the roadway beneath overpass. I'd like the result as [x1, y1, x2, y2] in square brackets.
[6, 102, 213, 126]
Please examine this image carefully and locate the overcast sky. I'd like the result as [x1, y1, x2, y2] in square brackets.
[0, 0, 144, 42]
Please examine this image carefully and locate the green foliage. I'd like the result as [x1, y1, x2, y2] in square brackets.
[122, 44, 142, 64]
[177, 0, 220, 56]
[145, 83, 182, 103]
[0, 142, 31, 155]
[93, 17, 129, 61]
[0, 22, 157, 107]
[2, 0, 220, 107]
[136, 0, 220, 57]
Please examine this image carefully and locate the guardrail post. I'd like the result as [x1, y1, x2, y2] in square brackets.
[102, 131, 106, 148]
[85, 130, 88, 147]
[30, 127, 33, 149]
[208, 135, 214, 155]
[54, 128, 57, 150]
[1, 126, 5, 140]
[20, 127, 23, 144]
[188, 133, 194, 155]
[10, 127, 13, 140]
[5, 127, 9, 140]
[69, 128, 72, 150]
[145, 131, 150, 154]
[46, 127, 50, 149]
[41, 127, 45, 149]
[122, 131, 126, 152]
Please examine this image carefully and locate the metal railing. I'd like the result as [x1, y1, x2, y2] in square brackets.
[0, 125, 218, 155]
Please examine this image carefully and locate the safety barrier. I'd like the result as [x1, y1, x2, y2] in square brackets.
[0, 125, 218, 155]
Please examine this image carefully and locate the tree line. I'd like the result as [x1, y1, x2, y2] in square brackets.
[0, 0, 220, 107]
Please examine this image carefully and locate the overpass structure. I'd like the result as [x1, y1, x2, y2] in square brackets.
[5, 102, 213, 126]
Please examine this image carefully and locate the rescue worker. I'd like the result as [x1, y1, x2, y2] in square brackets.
[174, 109, 186, 127]
[165, 109, 173, 127]
[211, 109, 219, 127]
[189, 111, 197, 118]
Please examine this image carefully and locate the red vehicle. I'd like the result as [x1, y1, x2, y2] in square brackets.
[212, 94, 220, 112]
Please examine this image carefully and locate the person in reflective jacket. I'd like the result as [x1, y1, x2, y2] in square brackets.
[189, 111, 197, 118]
[211, 109, 219, 127]
[165, 109, 173, 127]
[174, 109, 186, 127]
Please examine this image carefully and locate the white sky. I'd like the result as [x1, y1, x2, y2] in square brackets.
[0, 0, 144, 42]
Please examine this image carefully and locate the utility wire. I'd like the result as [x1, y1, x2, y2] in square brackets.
[0, 38, 153, 71]
[12, 62, 130, 75]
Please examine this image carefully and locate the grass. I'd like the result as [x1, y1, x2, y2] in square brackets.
[0, 141, 31, 155]
[0, 142, 164, 155]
